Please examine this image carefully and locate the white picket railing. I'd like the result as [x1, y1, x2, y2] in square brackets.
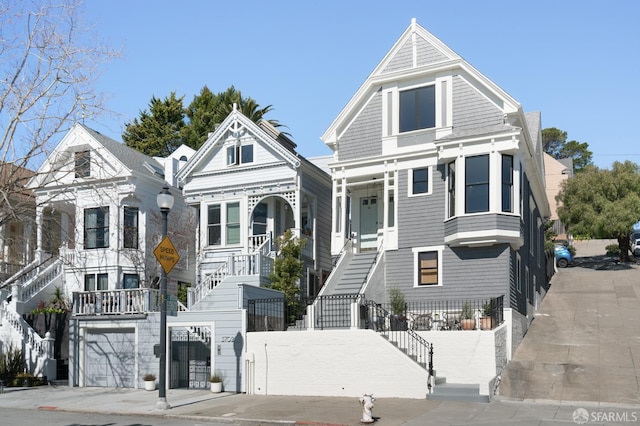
[73, 288, 160, 316]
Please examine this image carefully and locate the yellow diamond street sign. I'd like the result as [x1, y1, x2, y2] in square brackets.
[153, 235, 180, 275]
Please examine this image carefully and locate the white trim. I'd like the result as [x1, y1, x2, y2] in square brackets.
[407, 166, 433, 197]
[412, 245, 444, 288]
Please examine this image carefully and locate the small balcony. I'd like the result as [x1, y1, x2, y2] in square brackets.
[72, 288, 161, 316]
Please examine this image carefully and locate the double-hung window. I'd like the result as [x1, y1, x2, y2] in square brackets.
[123, 273, 139, 289]
[410, 168, 429, 195]
[207, 205, 221, 245]
[447, 161, 456, 217]
[399, 85, 435, 132]
[501, 155, 514, 213]
[123, 206, 138, 249]
[85, 207, 109, 249]
[75, 151, 90, 178]
[226, 202, 240, 244]
[465, 155, 489, 214]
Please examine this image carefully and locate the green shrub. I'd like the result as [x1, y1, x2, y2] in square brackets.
[605, 244, 620, 256]
[0, 344, 25, 385]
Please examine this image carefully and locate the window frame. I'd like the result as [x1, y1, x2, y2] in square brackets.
[75, 150, 90, 178]
[84, 207, 109, 249]
[226, 202, 241, 245]
[412, 246, 443, 287]
[123, 206, 139, 249]
[399, 85, 436, 133]
[226, 144, 254, 166]
[123, 273, 140, 289]
[464, 154, 490, 214]
[501, 154, 514, 213]
[447, 160, 456, 218]
[85, 273, 108, 291]
[207, 204, 221, 246]
[408, 167, 431, 197]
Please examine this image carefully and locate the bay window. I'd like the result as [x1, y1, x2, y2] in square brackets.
[465, 155, 489, 214]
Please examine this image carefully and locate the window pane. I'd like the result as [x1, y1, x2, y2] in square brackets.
[75, 151, 90, 178]
[400, 86, 435, 132]
[227, 203, 240, 244]
[412, 168, 428, 194]
[208, 205, 221, 245]
[241, 145, 253, 163]
[227, 146, 236, 165]
[252, 202, 267, 235]
[123, 274, 139, 289]
[84, 275, 96, 291]
[85, 207, 109, 249]
[465, 155, 489, 213]
[123, 207, 138, 249]
[97, 273, 108, 291]
[418, 251, 438, 286]
[502, 155, 514, 212]
[448, 161, 456, 217]
[388, 193, 394, 227]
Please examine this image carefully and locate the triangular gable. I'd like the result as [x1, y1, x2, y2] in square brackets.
[29, 123, 162, 188]
[322, 19, 521, 147]
[177, 107, 301, 182]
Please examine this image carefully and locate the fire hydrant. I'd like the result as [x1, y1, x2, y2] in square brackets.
[359, 393, 375, 423]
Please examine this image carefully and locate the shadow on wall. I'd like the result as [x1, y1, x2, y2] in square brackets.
[233, 331, 244, 393]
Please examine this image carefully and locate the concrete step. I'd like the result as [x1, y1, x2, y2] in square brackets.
[428, 383, 489, 403]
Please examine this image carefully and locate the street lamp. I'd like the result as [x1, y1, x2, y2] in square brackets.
[156, 186, 174, 409]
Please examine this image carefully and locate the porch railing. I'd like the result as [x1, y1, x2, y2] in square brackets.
[73, 288, 161, 316]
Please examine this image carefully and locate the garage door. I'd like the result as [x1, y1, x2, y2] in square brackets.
[85, 328, 135, 387]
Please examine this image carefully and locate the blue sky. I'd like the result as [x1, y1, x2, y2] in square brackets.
[83, 0, 640, 169]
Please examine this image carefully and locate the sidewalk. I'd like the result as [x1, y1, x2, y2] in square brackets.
[0, 385, 638, 425]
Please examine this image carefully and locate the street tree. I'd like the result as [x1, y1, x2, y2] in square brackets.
[125, 85, 286, 155]
[122, 92, 187, 157]
[0, 0, 118, 266]
[557, 161, 640, 261]
[542, 127, 593, 173]
[269, 229, 305, 320]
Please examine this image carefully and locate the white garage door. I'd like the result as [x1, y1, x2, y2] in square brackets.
[86, 328, 135, 387]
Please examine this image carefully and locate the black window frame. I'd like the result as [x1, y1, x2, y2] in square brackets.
[207, 204, 221, 246]
[417, 251, 439, 286]
[84, 207, 109, 249]
[501, 154, 514, 213]
[465, 155, 490, 214]
[448, 161, 456, 218]
[399, 85, 436, 133]
[123, 206, 139, 249]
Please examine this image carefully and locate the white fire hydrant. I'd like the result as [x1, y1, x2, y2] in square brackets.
[359, 393, 375, 423]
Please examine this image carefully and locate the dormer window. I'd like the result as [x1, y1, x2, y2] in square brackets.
[226, 144, 253, 166]
[399, 85, 435, 132]
[75, 150, 90, 178]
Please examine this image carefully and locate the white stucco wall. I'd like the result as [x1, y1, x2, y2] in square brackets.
[246, 328, 501, 399]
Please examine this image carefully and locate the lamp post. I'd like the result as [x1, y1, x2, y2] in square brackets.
[156, 186, 174, 410]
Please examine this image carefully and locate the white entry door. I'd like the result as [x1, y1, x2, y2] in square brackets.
[360, 197, 378, 251]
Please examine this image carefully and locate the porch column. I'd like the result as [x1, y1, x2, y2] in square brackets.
[341, 174, 347, 240]
[35, 205, 44, 263]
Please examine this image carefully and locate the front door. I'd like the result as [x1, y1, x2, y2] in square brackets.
[360, 197, 378, 251]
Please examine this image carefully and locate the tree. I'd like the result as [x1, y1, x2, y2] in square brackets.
[125, 85, 286, 154]
[542, 127, 593, 173]
[0, 0, 118, 266]
[122, 92, 186, 157]
[269, 229, 305, 309]
[557, 161, 640, 261]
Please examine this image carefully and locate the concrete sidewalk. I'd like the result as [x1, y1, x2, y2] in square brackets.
[0, 385, 639, 425]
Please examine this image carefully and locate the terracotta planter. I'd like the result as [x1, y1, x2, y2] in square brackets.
[210, 382, 222, 393]
[144, 380, 156, 391]
[460, 319, 476, 330]
[480, 317, 494, 330]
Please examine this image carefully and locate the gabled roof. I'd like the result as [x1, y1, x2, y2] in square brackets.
[29, 123, 165, 188]
[176, 107, 301, 182]
[321, 18, 521, 147]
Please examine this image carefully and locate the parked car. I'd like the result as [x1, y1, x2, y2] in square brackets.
[555, 244, 572, 268]
[630, 232, 640, 256]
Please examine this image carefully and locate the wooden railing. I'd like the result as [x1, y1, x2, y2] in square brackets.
[73, 288, 160, 316]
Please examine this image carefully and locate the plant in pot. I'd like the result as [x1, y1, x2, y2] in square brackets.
[388, 288, 407, 331]
[143, 373, 156, 391]
[480, 301, 494, 330]
[459, 302, 476, 330]
[209, 373, 223, 393]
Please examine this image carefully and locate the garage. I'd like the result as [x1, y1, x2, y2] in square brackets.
[85, 328, 135, 387]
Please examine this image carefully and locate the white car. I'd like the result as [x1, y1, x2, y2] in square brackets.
[630, 232, 640, 256]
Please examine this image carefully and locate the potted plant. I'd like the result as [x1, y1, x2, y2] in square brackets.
[459, 302, 476, 330]
[480, 301, 494, 330]
[143, 373, 156, 391]
[209, 373, 223, 393]
[388, 288, 407, 331]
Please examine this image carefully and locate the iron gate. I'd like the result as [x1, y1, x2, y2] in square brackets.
[169, 326, 211, 389]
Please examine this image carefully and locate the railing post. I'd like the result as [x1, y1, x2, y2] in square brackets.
[350, 300, 359, 330]
[307, 303, 315, 330]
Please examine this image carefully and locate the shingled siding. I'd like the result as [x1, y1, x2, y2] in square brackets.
[384, 244, 510, 302]
[382, 39, 414, 74]
[337, 91, 382, 162]
[301, 167, 333, 273]
[444, 213, 520, 236]
[452, 76, 504, 130]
